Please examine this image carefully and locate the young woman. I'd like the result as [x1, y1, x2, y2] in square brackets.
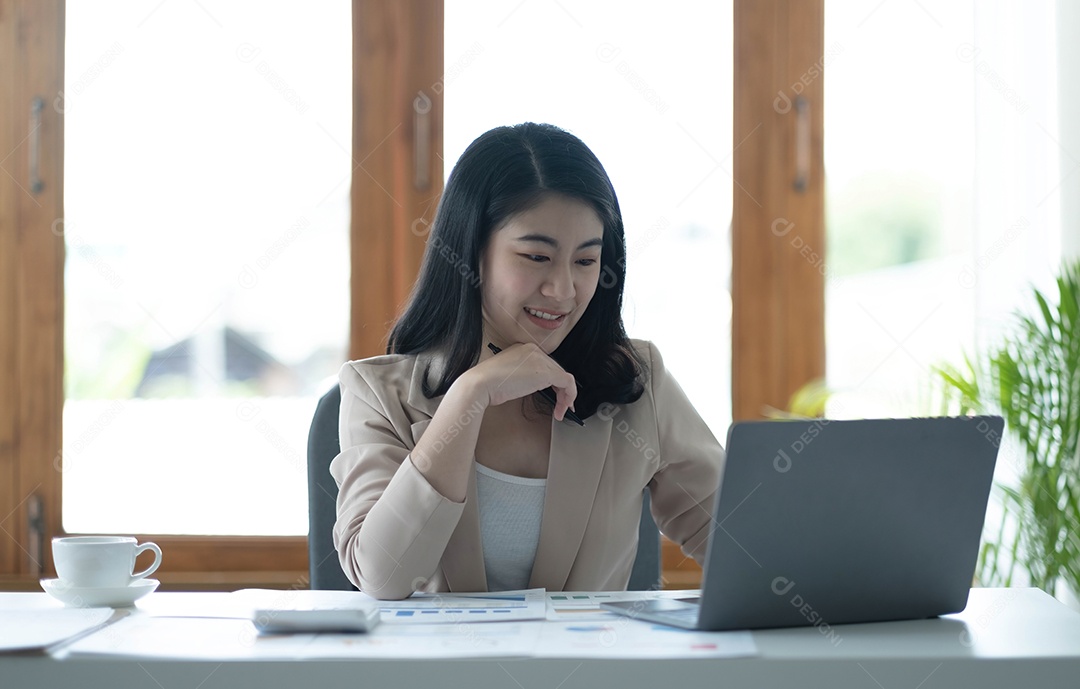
[331, 123, 724, 599]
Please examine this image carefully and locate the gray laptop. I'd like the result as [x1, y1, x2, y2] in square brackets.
[601, 415, 1003, 631]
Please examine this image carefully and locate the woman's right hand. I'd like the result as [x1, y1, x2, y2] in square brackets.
[461, 342, 578, 421]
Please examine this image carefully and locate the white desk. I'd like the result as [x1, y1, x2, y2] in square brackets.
[3, 588, 1080, 689]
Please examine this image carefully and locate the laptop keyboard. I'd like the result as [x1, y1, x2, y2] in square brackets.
[659, 597, 701, 617]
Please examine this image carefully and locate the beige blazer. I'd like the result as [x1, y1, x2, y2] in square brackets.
[330, 340, 725, 600]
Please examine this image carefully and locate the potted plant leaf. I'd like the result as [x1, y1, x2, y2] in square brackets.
[937, 260, 1080, 603]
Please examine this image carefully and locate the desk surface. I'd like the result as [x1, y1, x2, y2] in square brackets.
[3, 587, 1079, 689]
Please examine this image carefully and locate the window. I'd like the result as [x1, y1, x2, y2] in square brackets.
[824, 0, 1061, 417]
[62, 0, 351, 536]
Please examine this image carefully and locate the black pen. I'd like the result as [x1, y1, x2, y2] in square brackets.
[486, 342, 585, 426]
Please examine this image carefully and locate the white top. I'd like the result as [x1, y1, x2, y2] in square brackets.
[474, 462, 546, 591]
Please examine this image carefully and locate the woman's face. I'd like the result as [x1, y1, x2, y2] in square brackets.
[480, 195, 604, 354]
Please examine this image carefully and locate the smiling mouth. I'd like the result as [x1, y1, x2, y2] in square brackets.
[523, 307, 569, 329]
[524, 307, 566, 321]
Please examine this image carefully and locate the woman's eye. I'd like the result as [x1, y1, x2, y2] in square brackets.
[521, 254, 548, 263]
[577, 258, 598, 267]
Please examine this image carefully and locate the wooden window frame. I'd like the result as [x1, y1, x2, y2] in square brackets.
[732, 0, 825, 420]
[1, 0, 820, 590]
[0, 0, 67, 591]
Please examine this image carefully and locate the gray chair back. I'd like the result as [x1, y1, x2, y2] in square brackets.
[307, 385, 661, 591]
[307, 385, 356, 590]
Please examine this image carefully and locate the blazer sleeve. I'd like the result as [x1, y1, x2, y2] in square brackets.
[643, 342, 726, 565]
[330, 362, 465, 599]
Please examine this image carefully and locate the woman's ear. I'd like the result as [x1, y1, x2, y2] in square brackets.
[477, 241, 490, 283]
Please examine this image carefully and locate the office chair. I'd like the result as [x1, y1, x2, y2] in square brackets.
[307, 384, 662, 591]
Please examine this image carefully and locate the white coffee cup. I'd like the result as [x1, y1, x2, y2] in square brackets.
[52, 536, 162, 589]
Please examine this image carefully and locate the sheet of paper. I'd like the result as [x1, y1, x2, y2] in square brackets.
[370, 588, 548, 624]
[0, 608, 121, 653]
[61, 616, 302, 660]
[532, 619, 758, 659]
[136, 591, 250, 619]
[295, 622, 544, 659]
[233, 587, 546, 624]
[58, 589, 754, 660]
[60, 611, 541, 660]
[58, 598, 758, 660]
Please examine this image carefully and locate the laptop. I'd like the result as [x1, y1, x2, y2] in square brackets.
[601, 415, 1003, 631]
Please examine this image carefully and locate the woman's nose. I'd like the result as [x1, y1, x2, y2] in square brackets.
[542, 263, 576, 301]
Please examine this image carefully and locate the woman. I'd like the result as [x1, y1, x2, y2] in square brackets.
[331, 122, 724, 599]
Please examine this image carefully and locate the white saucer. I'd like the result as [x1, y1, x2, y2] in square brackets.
[40, 577, 159, 608]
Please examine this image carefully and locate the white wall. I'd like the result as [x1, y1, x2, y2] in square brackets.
[972, 0, 1060, 343]
[1058, 0, 1080, 263]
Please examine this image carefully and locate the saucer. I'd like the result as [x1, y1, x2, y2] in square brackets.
[40, 577, 159, 608]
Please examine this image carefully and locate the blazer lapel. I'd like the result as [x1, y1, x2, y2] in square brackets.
[405, 354, 487, 592]
[528, 413, 612, 590]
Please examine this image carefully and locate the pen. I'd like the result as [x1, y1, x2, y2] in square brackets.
[486, 342, 586, 426]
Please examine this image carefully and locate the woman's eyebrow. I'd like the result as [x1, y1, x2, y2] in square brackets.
[514, 234, 603, 250]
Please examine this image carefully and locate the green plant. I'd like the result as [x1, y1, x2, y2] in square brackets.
[764, 379, 832, 420]
[938, 260, 1080, 595]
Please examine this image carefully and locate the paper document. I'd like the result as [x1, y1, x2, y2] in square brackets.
[372, 588, 547, 624]
[137, 591, 249, 619]
[56, 589, 756, 661]
[538, 591, 757, 658]
[232, 588, 547, 624]
[296, 621, 544, 659]
[534, 619, 757, 659]
[0, 609, 122, 653]
[62, 616, 297, 660]
[62, 613, 541, 660]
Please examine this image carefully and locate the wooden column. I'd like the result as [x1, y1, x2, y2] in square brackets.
[0, 0, 66, 582]
[732, 0, 826, 421]
[350, 0, 444, 360]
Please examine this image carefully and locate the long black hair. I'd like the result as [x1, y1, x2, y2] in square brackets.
[387, 122, 645, 418]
